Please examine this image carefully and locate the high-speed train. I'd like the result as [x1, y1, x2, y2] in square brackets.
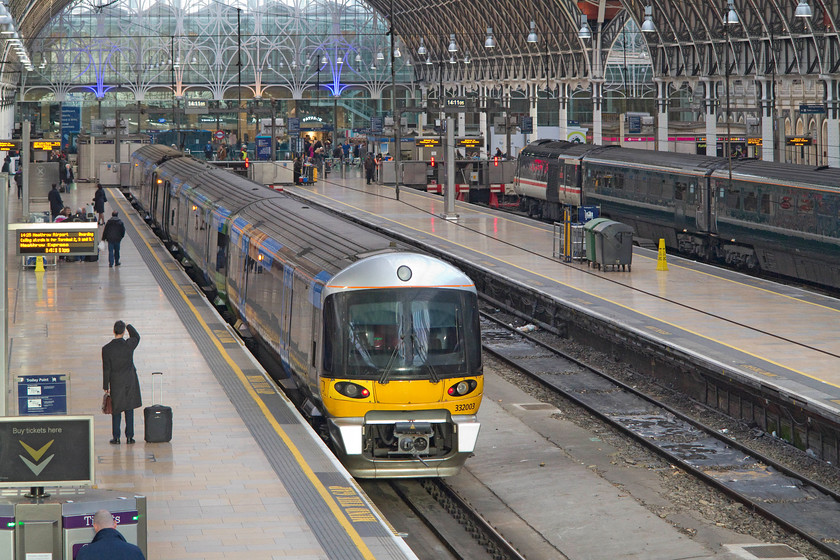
[129, 145, 483, 478]
[514, 140, 840, 290]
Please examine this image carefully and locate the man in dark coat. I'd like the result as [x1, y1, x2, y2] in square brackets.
[93, 183, 107, 225]
[48, 183, 63, 220]
[102, 321, 142, 444]
[292, 155, 302, 184]
[364, 153, 374, 184]
[102, 210, 126, 267]
[76, 509, 145, 560]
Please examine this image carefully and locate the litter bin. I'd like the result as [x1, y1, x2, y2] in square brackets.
[583, 217, 611, 266]
[592, 219, 634, 271]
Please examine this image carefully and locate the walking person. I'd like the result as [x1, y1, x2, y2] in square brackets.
[102, 211, 126, 267]
[48, 183, 64, 220]
[75, 509, 145, 560]
[93, 183, 107, 225]
[102, 321, 142, 445]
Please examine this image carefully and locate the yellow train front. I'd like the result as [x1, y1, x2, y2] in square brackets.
[319, 253, 483, 478]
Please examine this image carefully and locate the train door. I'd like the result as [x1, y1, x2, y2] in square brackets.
[280, 265, 294, 370]
[546, 160, 560, 204]
[150, 172, 159, 219]
[696, 176, 716, 234]
[674, 178, 687, 230]
[161, 181, 172, 239]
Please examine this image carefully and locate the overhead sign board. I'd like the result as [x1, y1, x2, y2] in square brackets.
[0, 415, 94, 487]
[0, 140, 19, 150]
[185, 100, 209, 115]
[457, 137, 482, 148]
[371, 116, 383, 134]
[415, 138, 441, 147]
[13, 222, 99, 256]
[288, 118, 300, 134]
[444, 98, 467, 109]
[786, 136, 812, 146]
[33, 141, 61, 151]
[799, 104, 825, 114]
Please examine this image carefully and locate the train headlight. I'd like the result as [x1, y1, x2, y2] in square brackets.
[334, 382, 370, 399]
[397, 265, 412, 282]
[447, 379, 477, 397]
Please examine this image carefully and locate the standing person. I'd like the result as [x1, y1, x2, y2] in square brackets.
[93, 183, 107, 225]
[76, 509, 145, 560]
[102, 321, 142, 445]
[102, 211, 126, 267]
[216, 143, 227, 161]
[364, 153, 375, 184]
[204, 141, 214, 161]
[292, 155, 302, 185]
[495, 147, 503, 159]
[62, 162, 74, 190]
[14, 169, 22, 199]
[48, 183, 64, 220]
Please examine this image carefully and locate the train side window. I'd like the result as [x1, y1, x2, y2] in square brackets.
[761, 193, 771, 215]
[743, 190, 757, 212]
[674, 182, 686, 201]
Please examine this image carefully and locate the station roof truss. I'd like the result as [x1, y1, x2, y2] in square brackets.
[3, 0, 840, 94]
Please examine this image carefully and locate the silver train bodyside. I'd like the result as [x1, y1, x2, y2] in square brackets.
[514, 140, 840, 289]
[128, 145, 483, 478]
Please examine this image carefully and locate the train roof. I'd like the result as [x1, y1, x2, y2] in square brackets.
[582, 146, 725, 174]
[132, 144, 186, 166]
[520, 140, 601, 160]
[232, 196, 412, 280]
[724, 158, 840, 190]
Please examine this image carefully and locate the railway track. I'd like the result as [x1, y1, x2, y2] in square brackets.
[478, 307, 840, 558]
[359, 478, 527, 560]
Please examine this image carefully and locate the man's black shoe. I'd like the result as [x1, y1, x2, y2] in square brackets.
[109, 438, 120, 444]
[126, 438, 135, 444]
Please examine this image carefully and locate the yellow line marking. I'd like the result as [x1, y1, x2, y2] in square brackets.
[115, 197, 378, 559]
[296, 186, 840, 391]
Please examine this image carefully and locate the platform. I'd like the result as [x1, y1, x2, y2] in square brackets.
[285, 172, 840, 427]
[5, 182, 416, 560]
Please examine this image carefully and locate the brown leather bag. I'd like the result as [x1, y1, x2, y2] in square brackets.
[102, 394, 112, 414]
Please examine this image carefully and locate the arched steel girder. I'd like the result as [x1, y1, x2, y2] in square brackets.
[6, 0, 840, 93]
[361, 0, 840, 95]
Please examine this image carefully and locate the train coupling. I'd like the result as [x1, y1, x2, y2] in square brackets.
[393, 422, 434, 455]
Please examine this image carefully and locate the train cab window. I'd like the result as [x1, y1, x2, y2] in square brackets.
[323, 288, 478, 380]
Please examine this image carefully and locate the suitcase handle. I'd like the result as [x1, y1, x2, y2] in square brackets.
[152, 371, 164, 405]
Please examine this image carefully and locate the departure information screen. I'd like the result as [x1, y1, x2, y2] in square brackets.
[14, 223, 98, 256]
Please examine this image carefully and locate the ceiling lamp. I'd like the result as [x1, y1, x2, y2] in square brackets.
[794, 0, 812, 17]
[425, 56, 432, 65]
[448, 34, 457, 53]
[320, 55, 327, 65]
[464, 52, 471, 64]
[578, 15, 592, 40]
[449, 54, 456, 64]
[527, 20, 538, 43]
[485, 28, 496, 48]
[641, 5, 655, 33]
[394, 46, 401, 58]
[417, 38, 426, 56]
[376, 50, 384, 61]
[725, 0, 739, 25]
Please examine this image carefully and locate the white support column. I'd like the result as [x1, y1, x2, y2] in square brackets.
[821, 75, 840, 168]
[558, 82, 568, 141]
[655, 79, 669, 151]
[529, 84, 539, 142]
[592, 79, 603, 145]
[418, 88, 428, 132]
[702, 78, 718, 157]
[479, 88, 488, 157]
[757, 77, 775, 162]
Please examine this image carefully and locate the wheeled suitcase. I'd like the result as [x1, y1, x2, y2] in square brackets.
[144, 371, 172, 442]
